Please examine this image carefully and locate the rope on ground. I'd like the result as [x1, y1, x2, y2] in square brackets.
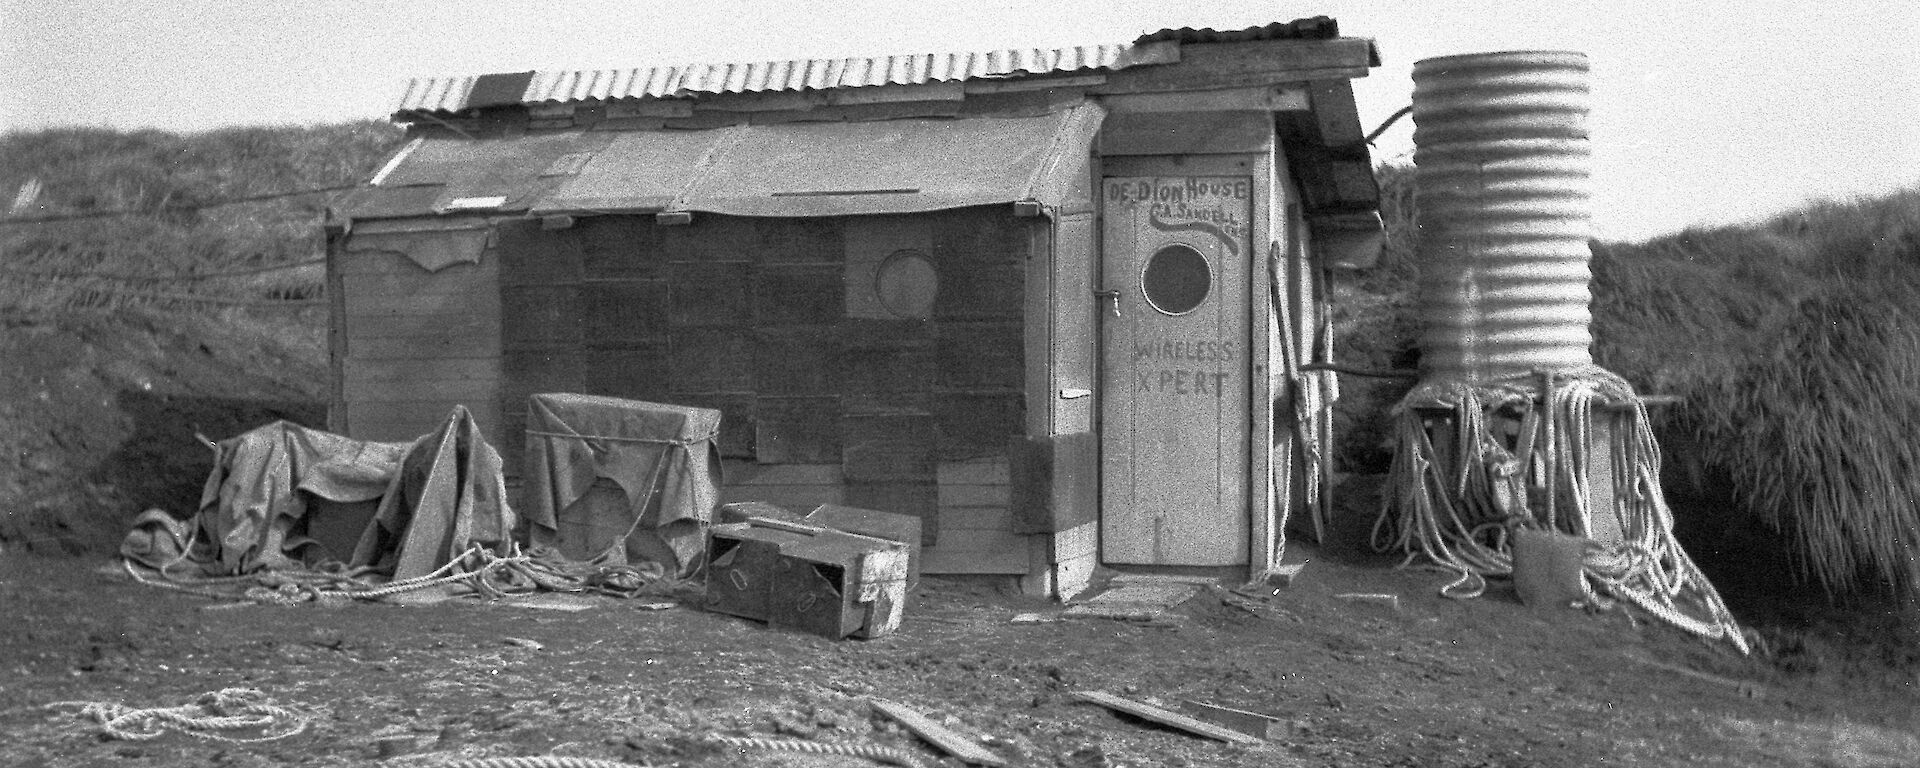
[438, 757, 641, 768]
[46, 688, 309, 743]
[1373, 366, 1751, 654]
[123, 544, 501, 604]
[122, 541, 680, 605]
[708, 735, 925, 768]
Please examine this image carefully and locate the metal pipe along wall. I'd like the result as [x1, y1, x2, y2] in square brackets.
[1411, 51, 1594, 383]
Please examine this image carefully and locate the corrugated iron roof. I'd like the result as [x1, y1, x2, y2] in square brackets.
[340, 105, 1105, 220]
[1134, 15, 1340, 45]
[1133, 16, 1378, 67]
[399, 41, 1177, 115]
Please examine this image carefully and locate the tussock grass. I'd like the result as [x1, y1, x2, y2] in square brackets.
[1595, 189, 1920, 599]
[1595, 191, 1920, 599]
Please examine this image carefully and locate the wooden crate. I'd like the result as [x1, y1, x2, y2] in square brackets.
[704, 519, 909, 639]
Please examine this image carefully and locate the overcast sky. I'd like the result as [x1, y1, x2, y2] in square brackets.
[2, 0, 1914, 242]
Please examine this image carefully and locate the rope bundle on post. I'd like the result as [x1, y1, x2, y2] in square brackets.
[46, 688, 309, 743]
[1373, 366, 1749, 653]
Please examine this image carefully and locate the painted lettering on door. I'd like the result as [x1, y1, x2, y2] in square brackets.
[1132, 336, 1234, 397]
[1106, 177, 1251, 251]
[1133, 338, 1237, 363]
[1134, 368, 1231, 397]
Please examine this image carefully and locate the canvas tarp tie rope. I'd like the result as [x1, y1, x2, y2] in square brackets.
[1374, 365, 1751, 654]
[123, 539, 674, 604]
[123, 543, 504, 604]
[46, 688, 308, 743]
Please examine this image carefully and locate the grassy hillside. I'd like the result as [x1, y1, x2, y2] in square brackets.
[1338, 162, 1920, 602]
[0, 122, 406, 554]
[1594, 190, 1920, 600]
[0, 121, 405, 311]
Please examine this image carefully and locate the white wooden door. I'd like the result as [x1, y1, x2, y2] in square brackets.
[1099, 176, 1252, 565]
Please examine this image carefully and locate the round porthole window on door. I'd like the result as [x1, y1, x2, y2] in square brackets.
[875, 249, 938, 320]
[1141, 244, 1212, 315]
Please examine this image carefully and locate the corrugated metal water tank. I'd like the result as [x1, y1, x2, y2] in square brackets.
[1412, 51, 1594, 382]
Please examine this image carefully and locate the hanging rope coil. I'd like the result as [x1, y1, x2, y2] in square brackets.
[47, 688, 309, 743]
[1374, 365, 1750, 653]
[707, 735, 924, 768]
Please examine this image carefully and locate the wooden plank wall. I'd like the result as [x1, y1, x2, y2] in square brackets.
[338, 241, 503, 443]
[481, 208, 1036, 573]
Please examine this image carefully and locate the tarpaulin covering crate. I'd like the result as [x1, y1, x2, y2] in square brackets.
[705, 518, 909, 639]
[524, 393, 722, 576]
[178, 407, 515, 582]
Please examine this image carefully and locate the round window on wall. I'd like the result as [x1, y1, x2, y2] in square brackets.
[1141, 244, 1212, 315]
[875, 249, 938, 320]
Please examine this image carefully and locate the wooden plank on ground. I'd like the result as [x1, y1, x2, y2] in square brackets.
[868, 699, 1007, 767]
[1177, 700, 1287, 741]
[1069, 691, 1264, 744]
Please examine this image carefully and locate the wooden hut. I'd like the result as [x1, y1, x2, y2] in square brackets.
[325, 17, 1383, 598]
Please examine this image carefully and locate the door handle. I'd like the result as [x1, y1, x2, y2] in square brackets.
[1094, 290, 1121, 317]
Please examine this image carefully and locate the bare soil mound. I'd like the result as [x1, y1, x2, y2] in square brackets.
[0, 307, 327, 553]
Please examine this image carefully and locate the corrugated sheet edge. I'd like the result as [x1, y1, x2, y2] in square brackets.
[394, 40, 1180, 114]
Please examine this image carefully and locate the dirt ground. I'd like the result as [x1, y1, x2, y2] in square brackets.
[3, 542, 1917, 768]
[2, 308, 1917, 768]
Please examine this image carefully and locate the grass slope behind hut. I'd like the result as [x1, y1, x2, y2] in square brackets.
[1593, 188, 1920, 600]
[0, 121, 406, 311]
[1335, 163, 1920, 602]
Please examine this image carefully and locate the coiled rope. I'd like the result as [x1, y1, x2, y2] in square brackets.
[439, 758, 639, 768]
[707, 735, 924, 768]
[1374, 366, 1750, 654]
[122, 541, 675, 606]
[46, 688, 308, 743]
